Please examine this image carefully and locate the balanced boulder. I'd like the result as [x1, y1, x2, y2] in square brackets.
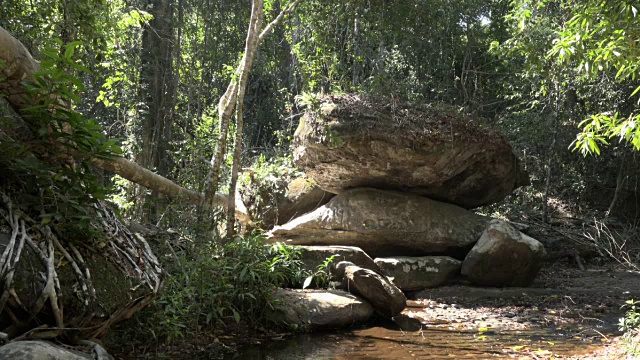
[375, 256, 461, 291]
[461, 220, 545, 287]
[335, 261, 406, 317]
[266, 289, 373, 330]
[268, 188, 490, 258]
[293, 94, 529, 209]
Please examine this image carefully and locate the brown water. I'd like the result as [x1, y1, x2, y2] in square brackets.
[224, 325, 606, 359]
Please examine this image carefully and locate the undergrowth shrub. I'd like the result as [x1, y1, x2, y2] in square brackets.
[128, 231, 306, 343]
[620, 300, 640, 357]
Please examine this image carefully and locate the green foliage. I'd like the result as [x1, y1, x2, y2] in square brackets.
[238, 152, 304, 227]
[289, 0, 506, 108]
[0, 41, 119, 237]
[621, 299, 640, 356]
[620, 299, 640, 332]
[302, 254, 337, 290]
[510, 0, 640, 155]
[138, 232, 305, 342]
[294, 92, 322, 111]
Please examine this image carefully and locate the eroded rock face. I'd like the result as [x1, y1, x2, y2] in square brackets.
[268, 188, 490, 258]
[375, 256, 461, 291]
[335, 261, 406, 318]
[0, 341, 92, 360]
[294, 95, 529, 209]
[297, 245, 380, 276]
[461, 220, 546, 287]
[266, 289, 373, 330]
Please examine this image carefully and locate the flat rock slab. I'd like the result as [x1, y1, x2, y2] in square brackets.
[267, 289, 373, 330]
[461, 219, 545, 287]
[0, 341, 93, 360]
[268, 188, 489, 258]
[293, 95, 529, 209]
[375, 256, 461, 291]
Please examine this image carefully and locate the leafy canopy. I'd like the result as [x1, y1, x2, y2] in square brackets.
[520, 0, 640, 154]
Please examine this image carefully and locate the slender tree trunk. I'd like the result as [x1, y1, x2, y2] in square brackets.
[606, 152, 627, 218]
[543, 83, 561, 224]
[137, 0, 176, 222]
[225, 0, 264, 240]
[203, 0, 303, 209]
[542, 136, 555, 224]
[353, 14, 360, 87]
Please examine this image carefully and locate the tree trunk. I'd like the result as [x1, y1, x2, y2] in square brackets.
[203, 0, 303, 217]
[606, 151, 627, 218]
[0, 191, 162, 341]
[226, 0, 265, 240]
[137, 0, 176, 222]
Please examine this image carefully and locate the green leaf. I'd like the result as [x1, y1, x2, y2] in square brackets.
[303, 276, 313, 289]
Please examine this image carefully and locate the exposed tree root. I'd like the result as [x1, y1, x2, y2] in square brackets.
[0, 191, 162, 342]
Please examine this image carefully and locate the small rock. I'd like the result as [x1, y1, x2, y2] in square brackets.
[461, 219, 546, 287]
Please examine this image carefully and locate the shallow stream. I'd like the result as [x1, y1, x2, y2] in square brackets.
[223, 324, 610, 359]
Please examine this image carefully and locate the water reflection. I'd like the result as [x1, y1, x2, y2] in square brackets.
[224, 326, 604, 360]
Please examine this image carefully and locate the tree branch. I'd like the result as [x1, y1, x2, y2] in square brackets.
[258, 0, 303, 43]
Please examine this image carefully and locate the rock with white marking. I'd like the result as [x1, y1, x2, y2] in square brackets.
[375, 256, 461, 291]
[461, 219, 545, 287]
[268, 188, 490, 258]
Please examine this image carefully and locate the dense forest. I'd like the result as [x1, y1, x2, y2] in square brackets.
[1, 0, 640, 359]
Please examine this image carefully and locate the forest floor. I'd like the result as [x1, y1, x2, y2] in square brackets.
[109, 259, 640, 359]
[404, 260, 640, 359]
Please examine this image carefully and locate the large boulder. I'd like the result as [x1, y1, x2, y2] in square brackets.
[266, 289, 373, 330]
[240, 173, 333, 229]
[335, 261, 406, 318]
[461, 219, 546, 287]
[0, 341, 92, 360]
[297, 245, 380, 275]
[374, 256, 461, 291]
[294, 95, 529, 209]
[268, 188, 490, 258]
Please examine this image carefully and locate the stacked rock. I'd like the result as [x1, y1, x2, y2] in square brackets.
[266, 95, 545, 330]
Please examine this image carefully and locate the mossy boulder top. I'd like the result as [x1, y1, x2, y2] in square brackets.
[293, 94, 529, 209]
